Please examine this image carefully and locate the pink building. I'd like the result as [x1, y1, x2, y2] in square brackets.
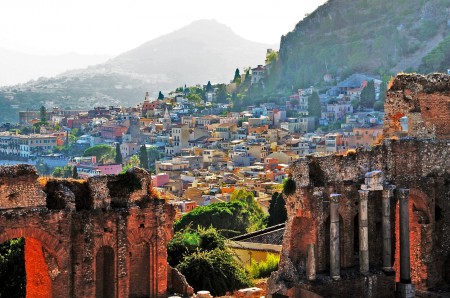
[151, 173, 170, 187]
[68, 156, 122, 178]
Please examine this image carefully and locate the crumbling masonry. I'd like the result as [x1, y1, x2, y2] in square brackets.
[0, 166, 192, 297]
[268, 73, 450, 297]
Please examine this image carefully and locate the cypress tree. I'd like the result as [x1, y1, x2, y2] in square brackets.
[72, 166, 79, 179]
[139, 145, 149, 170]
[115, 143, 123, 164]
[308, 91, 321, 118]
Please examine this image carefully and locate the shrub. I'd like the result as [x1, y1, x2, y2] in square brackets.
[246, 253, 280, 278]
[282, 177, 296, 196]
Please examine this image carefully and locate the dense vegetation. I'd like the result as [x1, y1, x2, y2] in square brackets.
[174, 189, 267, 237]
[0, 238, 26, 298]
[246, 253, 280, 279]
[168, 226, 251, 296]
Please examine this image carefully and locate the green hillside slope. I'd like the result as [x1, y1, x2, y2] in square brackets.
[267, 0, 450, 91]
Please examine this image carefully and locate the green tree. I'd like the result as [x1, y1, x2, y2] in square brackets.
[175, 201, 252, 238]
[83, 144, 115, 163]
[205, 81, 213, 92]
[360, 80, 376, 109]
[120, 154, 140, 173]
[0, 238, 25, 298]
[265, 51, 278, 64]
[72, 165, 79, 179]
[233, 68, 241, 84]
[40, 105, 47, 122]
[373, 100, 384, 111]
[308, 91, 322, 118]
[158, 91, 164, 100]
[139, 145, 149, 169]
[187, 93, 202, 104]
[229, 189, 267, 232]
[168, 226, 225, 267]
[216, 84, 228, 103]
[378, 81, 387, 102]
[115, 143, 123, 164]
[177, 248, 251, 296]
[35, 158, 50, 176]
[52, 166, 72, 178]
[268, 192, 287, 227]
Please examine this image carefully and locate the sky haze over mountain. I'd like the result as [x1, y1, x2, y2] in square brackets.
[0, 0, 326, 56]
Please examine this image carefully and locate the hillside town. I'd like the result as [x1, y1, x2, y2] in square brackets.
[0, 68, 388, 220]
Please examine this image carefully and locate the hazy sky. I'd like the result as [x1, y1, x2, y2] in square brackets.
[0, 0, 326, 56]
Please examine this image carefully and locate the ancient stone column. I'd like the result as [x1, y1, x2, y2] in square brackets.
[382, 185, 395, 271]
[358, 190, 369, 274]
[306, 243, 316, 281]
[399, 188, 411, 283]
[397, 188, 415, 298]
[330, 194, 341, 280]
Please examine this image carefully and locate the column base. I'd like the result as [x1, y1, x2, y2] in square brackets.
[396, 283, 415, 298]
[382, 267, 395, 276]
[331, 275, 341, 281]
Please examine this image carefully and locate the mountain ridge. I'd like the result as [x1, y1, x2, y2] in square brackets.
[0, 19, 274, 122]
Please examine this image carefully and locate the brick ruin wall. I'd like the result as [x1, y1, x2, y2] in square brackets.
[384, 73, 450, 140]
[268, 73, 450, 297]
[0, 165, 191, 298]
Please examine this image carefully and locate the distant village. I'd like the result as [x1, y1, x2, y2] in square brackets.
[0, 66, 394, 218]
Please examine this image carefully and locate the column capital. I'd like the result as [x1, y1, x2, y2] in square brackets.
[330, 193, 342, 203]
[383, 184, 396, 198]
[358, 189, 369, 201]
[398, 188, 410, 200]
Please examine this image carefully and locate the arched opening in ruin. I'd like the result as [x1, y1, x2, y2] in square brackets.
[130, 242, 150, 298]
[400, 116, 408, 133]
[289, 216, 316, 269]
[394, 192, 432, 289]
[444, 256, 450, 285]
[353, 213, 359, 261]
[0, 228, 65, 298]
[324, 215, 344, 270]
[95, 246, 115, 298]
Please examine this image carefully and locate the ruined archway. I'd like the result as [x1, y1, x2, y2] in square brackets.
[0, 228, 68, 298]
[130, 242, 150, 298]
[289, 216, 316, 269]
[96, 246, 115, 298]
[394, 190, 433, 289]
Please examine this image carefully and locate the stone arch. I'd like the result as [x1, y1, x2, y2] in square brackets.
[394, 189, 433, 289]
[0, 227, 69, 298]
[444, 255, 450, 285]
[289, 216, 316, 270]
[129, 241, 150, 298]
[95, 246, 115, 298]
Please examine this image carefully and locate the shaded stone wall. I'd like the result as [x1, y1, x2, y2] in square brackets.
[0, 165, 182, 298]
[268, 138, 450, 296]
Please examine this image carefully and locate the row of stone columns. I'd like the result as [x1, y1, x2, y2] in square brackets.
[325, 186, 412, 278]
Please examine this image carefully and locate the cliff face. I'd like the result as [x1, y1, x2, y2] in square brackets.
[269, 0, 450, 90]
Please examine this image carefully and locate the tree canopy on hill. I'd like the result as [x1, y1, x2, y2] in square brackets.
[265, 0, 449, 92]
[175, 189, 267, 237]
[83, 144, 115, 163]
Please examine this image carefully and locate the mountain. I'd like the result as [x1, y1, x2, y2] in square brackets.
[266, 0, 450, 91]
[0, 20, 272, 123]
[0, 48, 111, 86]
